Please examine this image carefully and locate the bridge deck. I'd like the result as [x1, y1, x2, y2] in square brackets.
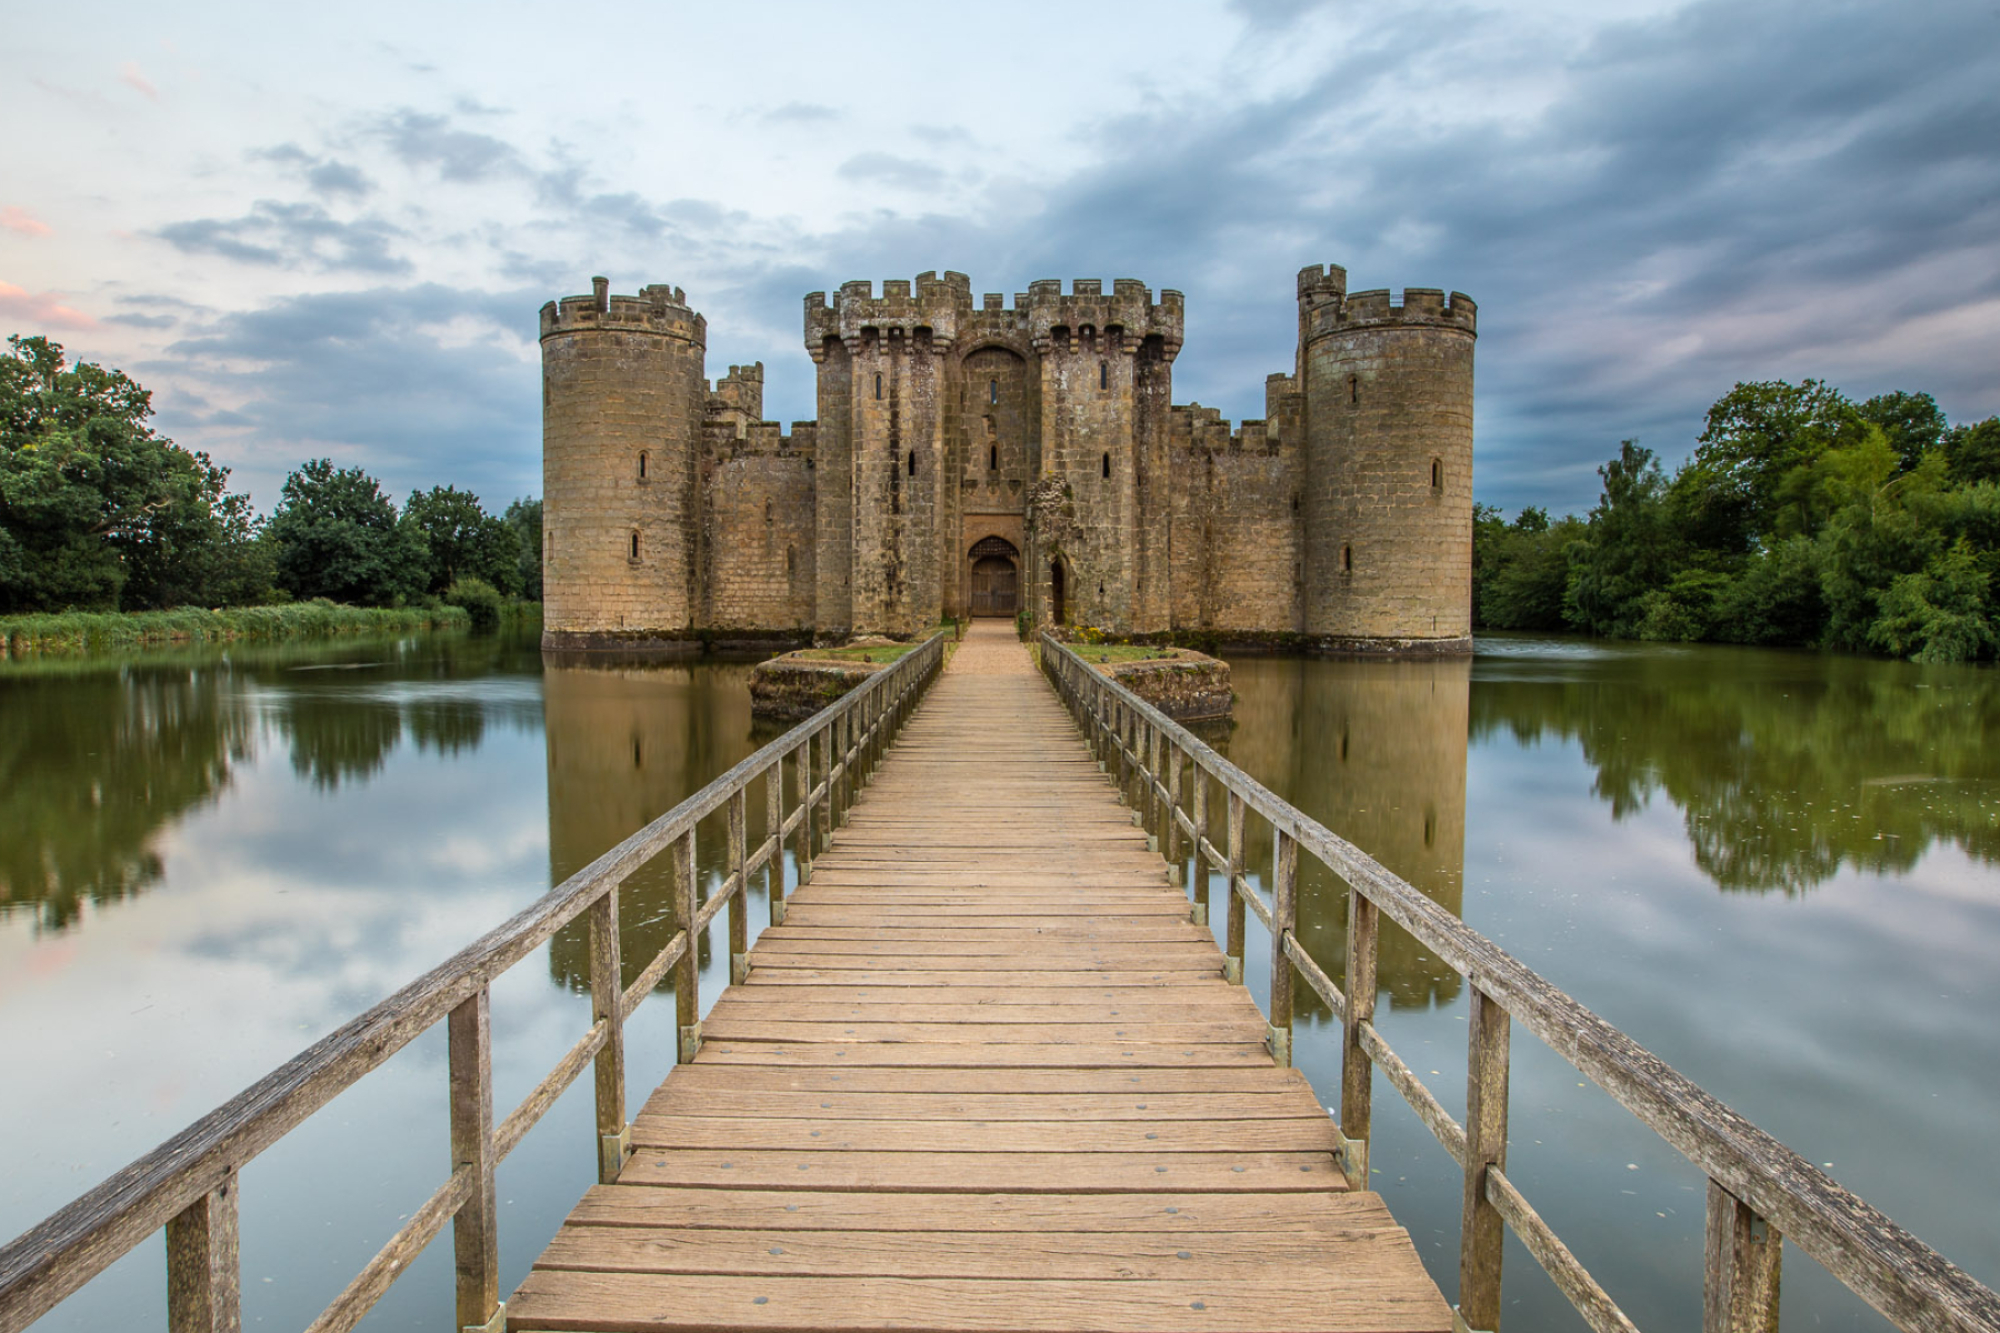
[507, 623, 1452, 1333]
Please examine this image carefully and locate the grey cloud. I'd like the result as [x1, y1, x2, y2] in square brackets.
[307, 161, 373, 198]
[104, 312, 178, 329]
[155, 202, 409, 274]
[763, 102, 841, 125]
[837, 153, 948, 191]
[157, 284, 542, 510]
[378, 109, 522, 182]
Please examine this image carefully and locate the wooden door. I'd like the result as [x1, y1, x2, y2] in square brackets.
[970, 556, 1018, 616]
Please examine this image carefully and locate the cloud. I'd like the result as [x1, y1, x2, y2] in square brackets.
[306, 161, 373, 198]
[118, 60, 159, 100]
[1, 206, 52, 238]
[104, 312, 178, 329]
[837, 153, 948, 191]
[156, 202, 409, 274]
[0, 282, 96, 330]
[376, 109, 522, 182]
[157, 284, 543, 508]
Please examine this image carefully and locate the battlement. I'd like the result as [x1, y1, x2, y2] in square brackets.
[707, 362, 765, 424]
[701, 418, 819, 458]
[1297, 263, 1349, 307]
[541, 278, 705, 344]
[1170, 404, 1282, 455]
[805, 272, 1184, 357]
[1306, 286, 1476, 338]
[805, 273, 973, 353]
[1020, 278, 1183, 356]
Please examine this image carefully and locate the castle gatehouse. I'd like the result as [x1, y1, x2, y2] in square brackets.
[539, 266, 1475, 652]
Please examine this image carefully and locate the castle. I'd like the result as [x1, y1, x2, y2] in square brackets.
[539, 265, 1475, 652]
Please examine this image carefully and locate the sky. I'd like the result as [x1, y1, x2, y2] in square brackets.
[4, 0, 1997, 517]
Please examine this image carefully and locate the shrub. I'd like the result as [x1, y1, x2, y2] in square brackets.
[444, 577, 504, 631]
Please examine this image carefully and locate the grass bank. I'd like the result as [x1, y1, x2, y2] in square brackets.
[789, 642, 920, 665]
[0, 600, 515, 657]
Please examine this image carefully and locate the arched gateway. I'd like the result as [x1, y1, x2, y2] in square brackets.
[967, 535, 1020, 616]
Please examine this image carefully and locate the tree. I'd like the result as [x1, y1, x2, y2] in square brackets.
[0, 336, 263, 612]
[403, 485, 522, 597]
[1564, 441, 1681, 637]
[266, 459, 427, 606]
[1943, 417, 2000, 486]
[1859, 390, 1947, 473]
[503, 497, 542, 601]
[1675, 379, 1869, 551]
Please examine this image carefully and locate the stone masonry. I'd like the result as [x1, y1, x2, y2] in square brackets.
[540, 264, 1476, 653]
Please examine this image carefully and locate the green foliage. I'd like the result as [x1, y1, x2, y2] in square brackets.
[265, 458, 428, 606]
[1481, 380, 1997, 663]
[405, 485, 522, 597]
[0, 601, 470, 655]
[443, 576, 504, 631]
[0, 336, 267, 613]
[503, 496, 543, 601]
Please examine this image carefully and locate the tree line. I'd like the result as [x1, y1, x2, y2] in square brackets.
[1, 336, 542, 618]
[1475, 380, 2000, 662]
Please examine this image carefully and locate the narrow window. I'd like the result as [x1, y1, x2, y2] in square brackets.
[786, 546, 795, 576]
[875, 372, 883, 400]
[989, 444, 998, 470]
[1349, 375, 1359, 405]
[1291, 493, 1299, 514]
[989, 379, 999, 405]
[1101, 452, 1110, 479]
[907, 449, 917, 477]
[1341, 543, 1353, 573]
[765, 499, 773, 523]
[637, 450, 648, 480]
[1431, 458, 1442, 488]
[630, 530, 641, 561]
[1099, 361, 1108, 390]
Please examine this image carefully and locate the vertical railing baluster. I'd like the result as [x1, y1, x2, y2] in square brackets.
[1191, 765, 1209, 927]
[1143, 723, 1160, 845]
[1269, 828, 1296, 1067]
[1163, 742, 1182, 878]
[1339, 886, 1378, 1188]
[587, 890, 628, 1182]
[674, 832, 701, 1063]
[1458, 986, 1511, 1333]
[166, 1178, 240, 1333]
[815, 724, 832, 852]
[1705, 1181, 1783, 1333]
[727, 789, 748, 985]
[1223, 793, 1246, 984]
[797, 738, 815, 886]
[447, 988, 501, 1333]
[767, 756, 786, 926]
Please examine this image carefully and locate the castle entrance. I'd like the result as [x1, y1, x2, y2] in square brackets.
[967, 535, 1020, 616]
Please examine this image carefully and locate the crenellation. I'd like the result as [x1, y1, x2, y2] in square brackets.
[543, 262, 1473, 653]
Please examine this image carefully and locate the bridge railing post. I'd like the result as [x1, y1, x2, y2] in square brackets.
[766, 757, 786, 926]
[165, 1179, 239, 1333]
[1163, 742, 1182, 875]
[1705, 1181, 1783, 1333]
[1223, 793, 1246, 984]
[814, 724, 832, 852]
[1191, 766, 1209, 927]
[797, 738, 815, 885]
[1339, 885, 1377, 1188]
[1458, 985, 1511, 1333]
[727, 790, 749, 985]
[1268, 828, 1296, 1067]
[673, 832, 701, 1063]
[587, 888, 629, 1182]
[447, 988, 502, 1333]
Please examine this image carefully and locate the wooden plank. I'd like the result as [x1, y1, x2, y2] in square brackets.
[617, 1151, 1341, 1193]
[561, 1187, 1378, 1231]
[639, 1065, 1318, 1097]
[506, 1270, 1452, 1333]
[627, 1117, 1343, 1154]
[640, 1089, 1330, 1123]
[529, 1225, 1422, 1280]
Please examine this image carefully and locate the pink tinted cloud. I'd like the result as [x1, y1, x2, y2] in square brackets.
[119, 61, 159, 100]
[1, 207, 52, 237]
[0, 282, 97, 330]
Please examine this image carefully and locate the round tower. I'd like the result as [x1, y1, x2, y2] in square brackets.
[1297, 265, 1476, 652]
[539, 278, 707, 651]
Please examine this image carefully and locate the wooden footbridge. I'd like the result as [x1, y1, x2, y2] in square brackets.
[4, 621, 1997, 1333]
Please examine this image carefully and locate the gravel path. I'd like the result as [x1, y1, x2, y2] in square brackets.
[945, 619, 1034, 675]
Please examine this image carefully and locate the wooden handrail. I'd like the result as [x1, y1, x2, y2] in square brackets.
[0, 634, 944, 1333]
[1040, 631, 2000, 1333]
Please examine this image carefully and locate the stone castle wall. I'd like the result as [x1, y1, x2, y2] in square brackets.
[542, 264, 1474, 653]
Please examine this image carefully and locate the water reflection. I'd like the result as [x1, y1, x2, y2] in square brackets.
[0, 631, 543, 934]
[542, 660, 763, 994]
[1471, 638, 2000, 894]
[0, 666, 250, 931]
[1218, 657, 1470, 1011]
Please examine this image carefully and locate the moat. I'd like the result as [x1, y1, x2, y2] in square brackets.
[1, 625, 1994, 1332]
